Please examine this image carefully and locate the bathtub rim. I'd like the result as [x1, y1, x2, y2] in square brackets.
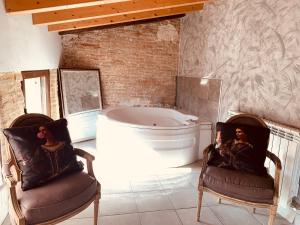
[98, 106, 206, 130]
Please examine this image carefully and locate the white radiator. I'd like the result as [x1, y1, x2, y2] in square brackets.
[228, 111, 300, 223]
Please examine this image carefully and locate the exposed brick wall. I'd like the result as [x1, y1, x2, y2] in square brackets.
[60, 19, 180, 108]
[0, 70, 60, 163]
[0, 72, 24, 162]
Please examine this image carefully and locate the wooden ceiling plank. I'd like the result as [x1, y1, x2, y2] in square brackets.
[33, 0, 208, 25]
[48, 4, 203, 32]
[5, 0, 131, 14]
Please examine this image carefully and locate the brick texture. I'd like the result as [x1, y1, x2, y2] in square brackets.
[0, 72, 24, 162]
[60, 19, 180, 108]
[0, 70, 59, 163]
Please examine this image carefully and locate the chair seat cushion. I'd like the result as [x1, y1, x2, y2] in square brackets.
[203, 166, 274, 204]
[17, 171, 98, 225]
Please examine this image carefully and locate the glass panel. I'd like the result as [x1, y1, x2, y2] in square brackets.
[24, 77, 46, 114]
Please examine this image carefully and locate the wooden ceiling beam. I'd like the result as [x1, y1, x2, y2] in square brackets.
[33, 0, 209, 25]
[4, 0, 131, 14]
[48, 3, 203, 32]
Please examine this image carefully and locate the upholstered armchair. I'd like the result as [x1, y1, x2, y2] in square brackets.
[2, 113, 101, 225]
[197, 113, 282, 225]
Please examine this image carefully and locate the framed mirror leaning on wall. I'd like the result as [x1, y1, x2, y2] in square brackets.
[58, 68, 102, 143]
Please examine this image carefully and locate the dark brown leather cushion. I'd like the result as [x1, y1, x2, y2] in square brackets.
[209, 122, 270, 175]
[203, 166, 274, 204]
[17, 172, 97, 225]
[216, 122, 270, 164]
[3, 119, 83, 190]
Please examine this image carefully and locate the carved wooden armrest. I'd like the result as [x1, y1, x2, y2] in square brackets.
[74, 148, 95, 177]
[2, 161, 25, 223]
[266, 151, 282, 170]
[2, 161, 18, 188]
[74, 148, 95, 161]
[266, 150, 282, 203]
[199, 144, 214, 183]
[202, 144, 214, 167]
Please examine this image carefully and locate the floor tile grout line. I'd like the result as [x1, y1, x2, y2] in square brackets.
[251, 214, 265, 225]
[102, 186, 198, 195]
[246, 209, 265, 225]
[101, 186, 198, 216]
[174, 209, 184, 225]
[207, 205, 227, 225]
[162, 187, 177, 210]
[136, 211, 143, 225]
[135, 191, 175, 213]
[100, 207, 198, 217]
[73, 207, 291, 225]
[138, 209, 184, 225]
[207, 203, 274, 225]
[233, 204, 265, 225]
[100, 208, 196, 225]
[70, 213, 143, 225]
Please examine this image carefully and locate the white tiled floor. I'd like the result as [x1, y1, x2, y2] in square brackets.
[2, 140, 293, 225]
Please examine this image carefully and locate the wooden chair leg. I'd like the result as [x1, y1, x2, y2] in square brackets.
[268, 206, 277, 225]
[218, 198, 221, 204]
[253, 208, 256, 214]
[94, 197, 100, 225]
[9, 198, 25, 225]
[9, 205, 23, 225]
[197, 187, 204, 222]
[94, 184, 101, 225]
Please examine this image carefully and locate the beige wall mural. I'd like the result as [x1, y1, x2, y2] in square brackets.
[179, 0, 300, 128]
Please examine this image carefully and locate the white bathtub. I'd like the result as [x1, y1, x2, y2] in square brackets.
[94, 106, 210, 176]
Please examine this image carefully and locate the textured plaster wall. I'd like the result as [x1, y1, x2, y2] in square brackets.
[179, 0, 300, 128]
[60, 19, 179, 108]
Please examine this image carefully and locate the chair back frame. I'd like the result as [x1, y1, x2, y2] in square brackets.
[197, 113, 282, 225]
[2, 113, 101, 225]
[226, 113, 268, 127]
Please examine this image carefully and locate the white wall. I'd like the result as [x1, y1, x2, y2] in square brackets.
[0, 1, 62, 72]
